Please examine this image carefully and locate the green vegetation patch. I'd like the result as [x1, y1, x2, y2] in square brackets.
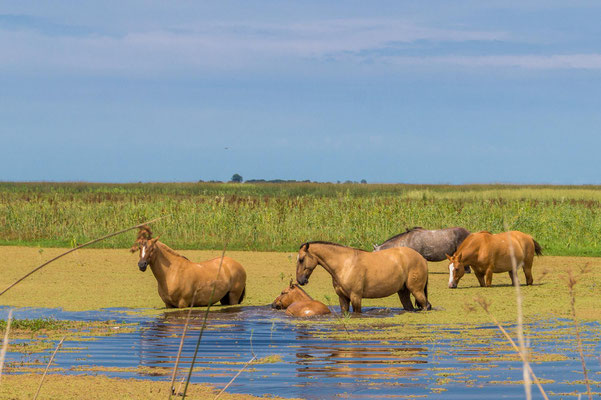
[2, 182, 601, 255]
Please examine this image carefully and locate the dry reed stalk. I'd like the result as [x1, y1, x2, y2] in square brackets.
[505, 229, 532, 400]
[213, 330, 256, 400]
[566, 267, 593, 400]
[213, 355, 257, 400]
[0, 309, 13, 384]
[0, 215, 170, 297]
[181, 242, 229, 399]
[474, 297, 550, 400]
[33, 336, 65, 400]
[168, 290, 198, 399]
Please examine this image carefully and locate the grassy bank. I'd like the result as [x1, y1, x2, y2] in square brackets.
[1, 182, 601, 255]
[1, 246, 599, 325]
[0, 374, 297, 400]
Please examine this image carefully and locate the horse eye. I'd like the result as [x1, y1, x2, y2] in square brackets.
[299, 257, 304, 263]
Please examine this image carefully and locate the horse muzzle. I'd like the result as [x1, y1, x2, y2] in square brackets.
[271, 301, 282, 309]
[297, 277, 308, 286]
[138, 261, 148, 272]
[448, 282, 457, 289]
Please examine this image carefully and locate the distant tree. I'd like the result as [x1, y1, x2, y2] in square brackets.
[231, 173, 243, 183]
[361, 179, 367, 184]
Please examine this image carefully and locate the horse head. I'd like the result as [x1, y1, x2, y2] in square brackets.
[446, 253, 466, 288]
[271, 280, 297, 309]
[296, 243, 319, 286]
[131, 226, 159, 272]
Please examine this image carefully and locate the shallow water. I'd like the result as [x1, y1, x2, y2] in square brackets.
[1, 306, 599, 399]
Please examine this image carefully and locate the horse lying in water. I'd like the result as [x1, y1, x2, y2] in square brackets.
[374, 226, 472, 273]
[272, 281, 331, 317]
[296, 241, 431, 313]
[447, 230, 542, 289]
[131, 226, 246, 308]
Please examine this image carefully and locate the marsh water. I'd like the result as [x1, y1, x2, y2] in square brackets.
[1, 305, 599, 399]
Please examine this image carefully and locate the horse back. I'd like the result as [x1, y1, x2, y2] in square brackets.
[196, 256, 247, 284]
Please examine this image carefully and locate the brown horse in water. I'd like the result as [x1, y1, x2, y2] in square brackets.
[447, 230, 542, 289]
[131, 226, 246, 308]
[272, 281, 331, 317]
[296, 241, 431, 313]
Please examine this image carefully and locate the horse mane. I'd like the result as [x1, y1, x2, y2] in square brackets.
[300, 241, 368, 252]
[477, 230, 492, 235]
[136, 225, 153, 241]
[156, 242, 190, 261]
[381, 226, 424, 243]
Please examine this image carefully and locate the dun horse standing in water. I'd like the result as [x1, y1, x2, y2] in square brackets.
[272, 281, 331, 317]
[374, 227, 471, 272]
[296, 241, 431, 313]
[447, 230, 542, 289]
[131, 226, 246, 308]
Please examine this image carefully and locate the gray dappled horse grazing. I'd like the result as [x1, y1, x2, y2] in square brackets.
[374, 227, 472, 273]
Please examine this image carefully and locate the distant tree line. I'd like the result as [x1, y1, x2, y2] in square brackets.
[198, 175, 367, 184]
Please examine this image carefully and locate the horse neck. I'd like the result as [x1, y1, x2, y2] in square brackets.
[456, 235, 481, 260]
[310, 244, 355, 279]
[148, 242, 180, 285]
[292, 285, 313, 301]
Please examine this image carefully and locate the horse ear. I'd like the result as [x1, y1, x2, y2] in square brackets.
[303, 242, 310, 251]
[457, 253, 463, 262]
[151, 236, 160, 244]
[445, 254, 452, 261]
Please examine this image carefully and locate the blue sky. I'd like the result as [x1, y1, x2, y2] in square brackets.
[1, 1, 600, 183]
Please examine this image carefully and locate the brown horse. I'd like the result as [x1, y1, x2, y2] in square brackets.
[131, 226, 246, 308]
[296, 241, 431, 313]
[446, 230, 542, 289]
[272, 281, 331, 317]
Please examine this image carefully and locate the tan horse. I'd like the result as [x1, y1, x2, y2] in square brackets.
[446, 230, 542, 289]
[272, 281, 331, 317]
[296, 241, 431, 313]
[131, 226, 246, 308]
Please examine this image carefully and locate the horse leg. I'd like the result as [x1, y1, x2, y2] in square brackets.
[508, 271, 516, 286]
[398, 285, 415, 311]
[523, 260, 534, 285]
[406, 279, 431, 311]
[350, 294, 362, 313]
[484, 268, 494, 287]
[227, 286, 245, 305]
[338, 295, 350, 314]
[475, 271, 486, 287]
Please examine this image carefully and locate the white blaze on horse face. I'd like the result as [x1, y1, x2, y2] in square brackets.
[141, 246, 146, 259]
[448, 263, 454, 287]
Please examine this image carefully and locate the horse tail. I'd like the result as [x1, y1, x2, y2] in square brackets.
[219, 292, 231, 305]
[533, 239, 543, 256]
[238, 286, 246, 304]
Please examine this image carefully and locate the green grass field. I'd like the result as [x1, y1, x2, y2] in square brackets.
[1, 182, 600, 255]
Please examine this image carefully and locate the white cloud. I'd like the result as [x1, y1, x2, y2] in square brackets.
[379, 54, 601, 70]
[1, 17, 600, 74]
[0, 18, 508, 75]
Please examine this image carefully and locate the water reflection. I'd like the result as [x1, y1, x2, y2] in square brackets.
[3, 305, 600, 400]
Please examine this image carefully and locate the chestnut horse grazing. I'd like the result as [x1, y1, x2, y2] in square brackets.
[131, 226, 246, 308]
[272, 281, 331, 317]
[447, 231, 542, 289]
[296, 241, 431, 313]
